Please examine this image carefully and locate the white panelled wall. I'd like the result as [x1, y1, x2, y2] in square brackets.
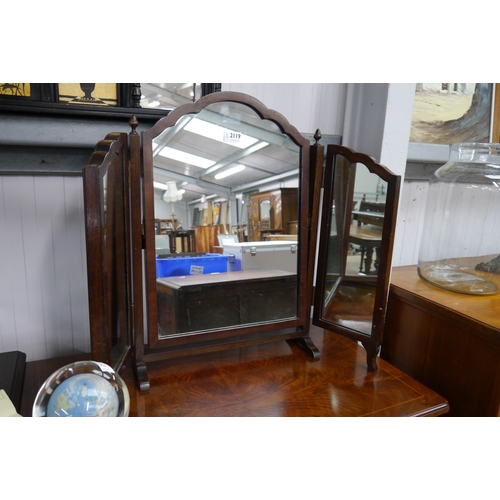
[1, 83, 424, 361]
[0, 175, 90, 360]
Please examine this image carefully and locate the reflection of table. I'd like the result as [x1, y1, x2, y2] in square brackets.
[348, 224, 382, 274]
[264, 234, 298, 242]
[260, 229, 284, 240]
[353, 211, 384, 228]
[166, 229, 196, 253]
[157, 270, 297, 334]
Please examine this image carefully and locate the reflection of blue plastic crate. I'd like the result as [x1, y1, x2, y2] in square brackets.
[156, 253, 228, 278]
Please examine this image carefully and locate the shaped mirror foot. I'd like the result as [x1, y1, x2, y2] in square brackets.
[135, 361, 150, 392]
[293, 336, 321, 359]
[362, 343, 380, 372]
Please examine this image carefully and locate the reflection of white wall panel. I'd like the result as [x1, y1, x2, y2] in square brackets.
[154, 193, 188, 227]
[353, 165, 382, 203]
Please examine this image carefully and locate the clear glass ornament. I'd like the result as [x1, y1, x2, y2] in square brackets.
[418, 143, 500, 295]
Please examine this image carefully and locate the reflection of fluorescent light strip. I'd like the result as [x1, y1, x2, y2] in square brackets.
[185, 118, 259, 149]
[215, 164, 246, 180]
[158, 146, 215, 169]
[153, 181, 185, 194]
[153, 181, 168, 189]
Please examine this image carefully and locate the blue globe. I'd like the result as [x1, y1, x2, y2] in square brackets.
[47, 373, 119, 417]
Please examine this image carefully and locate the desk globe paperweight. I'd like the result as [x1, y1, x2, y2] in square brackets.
[33, 360, 130, 417]
[418, 142, 500, 295]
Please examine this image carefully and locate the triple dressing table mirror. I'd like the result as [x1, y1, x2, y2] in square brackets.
[82, 92, 400, 391]
[312, 144, 401, 371]
[84, 91, 320, 390]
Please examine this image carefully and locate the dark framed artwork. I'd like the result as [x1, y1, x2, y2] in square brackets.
[0, 83, 135, 116]
[0, 83, 220, 119]
[0, 83, 32, 97]
[57, 83, 119, 106]
[0, 83, 54, 102]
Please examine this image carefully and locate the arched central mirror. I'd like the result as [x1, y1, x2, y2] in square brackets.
[313, 145, 401, 371]
[134, 92, 319, 389]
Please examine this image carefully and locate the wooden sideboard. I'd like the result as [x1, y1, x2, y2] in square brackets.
[381, 265, 500, 417]
[19, 323, 448, 417]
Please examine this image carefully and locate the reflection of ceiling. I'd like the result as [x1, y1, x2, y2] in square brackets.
[140, 83, 201, 110]
[150, 100, 301, 203]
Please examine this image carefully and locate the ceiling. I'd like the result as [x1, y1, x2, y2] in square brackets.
[139, 86, 301, 204]
[139, 83, 202, 111]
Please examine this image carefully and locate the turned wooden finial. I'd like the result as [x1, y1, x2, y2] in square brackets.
[131, 83, 142, 108]
[314, 128, 322, 146]
[129, 115, 139, 135]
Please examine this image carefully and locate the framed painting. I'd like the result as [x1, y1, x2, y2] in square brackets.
[0, 83, 220, 119]
[0, 83, 31, 97]
[0, 83, 54, 102]
[0, 83, 131, 115]
[57, 83, 119, 106]
[410, 83, 494, 145]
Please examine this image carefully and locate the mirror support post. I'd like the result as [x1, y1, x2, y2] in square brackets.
[128, 116, 150, 391]
[306, 129, 325, 317]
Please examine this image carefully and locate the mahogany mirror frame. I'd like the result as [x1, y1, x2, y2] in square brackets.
[83, 131, 132, 372]
[312, 144, 401, 371]
[132, 91, 320, 390]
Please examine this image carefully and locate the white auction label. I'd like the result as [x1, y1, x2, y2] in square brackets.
[223, 131, 241, 143]
[190, 265, 204, 275]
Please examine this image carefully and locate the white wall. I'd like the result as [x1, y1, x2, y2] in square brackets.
[0, 175, 90, 360]
[341, 83, 419, 266]
[392, 180, 429, 266]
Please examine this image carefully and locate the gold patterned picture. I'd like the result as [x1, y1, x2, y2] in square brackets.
[0, 83, 31, 97]
[58, 83, 118, 106]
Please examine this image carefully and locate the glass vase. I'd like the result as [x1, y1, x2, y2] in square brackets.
[418, 142, 500, 295]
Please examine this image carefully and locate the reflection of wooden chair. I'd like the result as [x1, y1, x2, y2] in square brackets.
[349, 224, 382, 274]
[166, 229, 196, 253]
[350, 197, 385, 274]
[356, 197, 385, 227]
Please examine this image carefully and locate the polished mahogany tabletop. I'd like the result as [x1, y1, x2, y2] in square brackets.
[20, 323, 448, 417]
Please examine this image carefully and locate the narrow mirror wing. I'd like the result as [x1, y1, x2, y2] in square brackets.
[83, 133, 132, 371]
[313, 145, 401, 371]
